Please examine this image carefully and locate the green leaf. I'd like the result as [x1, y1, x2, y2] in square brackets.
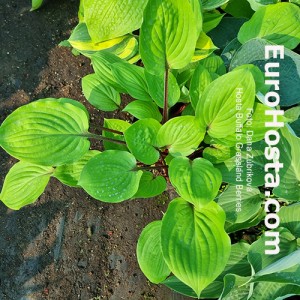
[123, 100, 162, 122]
[91, 51, 126, 92]
[220, 274, 252, 300]
[273, 127, 300, 201]
[169, 157, 222, 208]
[161, 199, 231, 297]
[230, 38, 300, 107]
[195, 69, 255, 139]
[225, 207, 265, 234]
[162, 276, 198, 298]
[192, 32, 218, 63]
[215, 142, 267, 187]
[278, 203, 300, 238]
[133, 171, 167, 199]
[238, 3, 300, 49]
[216, 185, 263, 232]
[82, 74, 120, 111]
[140, 0, 198, 74]
[221, 242, 252, 278]
[190, 64, 212, 110]
[163, 276, 224, 299]
[83, 0, 148, 43]
[203, 11, 224, 33]
[248, 227, 297, 273]
[233, 64, 268, 94]
[223, 0, 254, 18]
[145, 71, 180, 108]
[199, 53, 226, 75]
[0, 162, 53, 210]
[291, 119, 300, 138]
[102, 119, 131, 151]
[36, 97, 90, 120]
[68, 22, 138, 60]
[188, 0, 203, 37]
[291, 0, 300, 5]
[208, 17, 247, 50]
[285, 106, 300, 123]
[0, 99, 90, 166]
[203, 144, 235, 164]
[254, 249, 300, 280]
[111, 63, 152, 101]
[79, 151, 143, 203]
[247, 0, 280, 11]
[212, 103, 286, 146]
[156, 116, 206, 157]
[250, 282, 300, 300]
[202, 0, 229, 10]
[124, 119, 161, 165]
[137, 221, 170, 284]
[31, 0, 43, 11]
[53, 150, 101, 187]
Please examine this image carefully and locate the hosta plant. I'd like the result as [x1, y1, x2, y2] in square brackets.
[2, 0, 300, 299]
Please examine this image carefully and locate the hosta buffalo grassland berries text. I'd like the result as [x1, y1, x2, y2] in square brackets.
[2, 0, 300, 299]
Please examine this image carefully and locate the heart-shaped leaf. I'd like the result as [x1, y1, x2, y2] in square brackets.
[82, 74, 120, 111]
[79, 151, 143, 203]
[54, 150, 101, 187]
[0, 99, 90, 166]
[169, 157, 222, 208]
[133, 171, 167, 199]
[137, 221, 170, 284]
[0, 162, 53, 210]
[83, 0, 148, 43]
[190, 64, 212, 110]
[140, 0, 198, 74]
[216, 143, 267, 187]
[156, 116, 206, 157]
[145, 71, 180, 108]
[124, 119, 161, 165]
[278, 203, 300, 238]
[203, 144, 235, 164]
[91, 51, 126, 92]
[238, 3, 300, 49]
[123, 101, 162, 122]
[199, 53, 226, 75]
[195, 69, 255, 139]
[216, 185, 263, 232]
[111, 63, 152, 101]
[161, 199, 231, 297]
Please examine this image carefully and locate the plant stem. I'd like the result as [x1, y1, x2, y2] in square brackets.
[99, 126, 123, 135]
[163, 67, 169, 124]
[84, 133, 126, 145]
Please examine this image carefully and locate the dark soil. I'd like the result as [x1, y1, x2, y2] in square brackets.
[0, 1, 188, 299]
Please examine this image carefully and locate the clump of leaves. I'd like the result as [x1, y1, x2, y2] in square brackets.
[3, 0, 300, 299]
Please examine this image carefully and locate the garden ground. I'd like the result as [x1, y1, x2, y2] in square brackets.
[0, 0, 188, 299]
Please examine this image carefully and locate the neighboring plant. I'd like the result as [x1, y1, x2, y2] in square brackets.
[2, 0, 300, 299]
[31, 0, 44, 11]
